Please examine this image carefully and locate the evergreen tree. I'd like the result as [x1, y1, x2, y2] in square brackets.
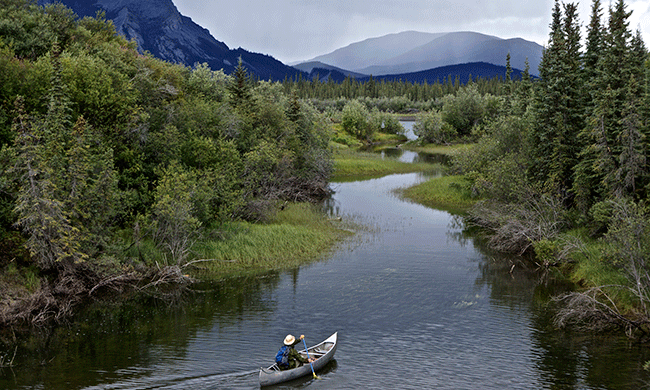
[10, 92, 83, 269]
[530, 1, 584, 198]
[615, 75, 646, 198]
[228, 57, 252, 110]
[577, 0, 636, 204]
[583, 0, 604, 89]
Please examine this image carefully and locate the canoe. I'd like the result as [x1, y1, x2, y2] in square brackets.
[259, 332, 338, 386]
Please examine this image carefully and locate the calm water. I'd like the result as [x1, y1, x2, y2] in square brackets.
[1, 168, 649, 389]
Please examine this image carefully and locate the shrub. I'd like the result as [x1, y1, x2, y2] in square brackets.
[413, 110, 456, 144]
[341, 100, 373, 141]
[441, 84, 498, 136]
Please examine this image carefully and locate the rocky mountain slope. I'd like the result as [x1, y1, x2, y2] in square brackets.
[38, 0, 305, 80]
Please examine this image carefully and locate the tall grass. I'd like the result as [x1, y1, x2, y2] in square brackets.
[400, 175, 477, 215]
[403, 143, 473, 156]
[566, 233, 637, 311]
[188, 203, 349, 280]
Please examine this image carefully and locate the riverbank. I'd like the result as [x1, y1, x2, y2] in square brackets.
[0, 203, 350, 329]
[1, 136, 439, 330]
[397, 144, 650, 338]
[332, 147, 437, 180]
[399, 174, 477, 215]
[181, 203, 351, 281]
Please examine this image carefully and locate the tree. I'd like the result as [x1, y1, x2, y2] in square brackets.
[228, 57, 252, 110]
[530, 1, 584, 199]
[341, 99, 372, 141]
[150, 162, 202, 265]
[441, 83, 487, 136]
[9, 96, 83, 269]
[574, 0, 638, 209]
[583, 0, 604, 94]
[615, 75, 646, 198]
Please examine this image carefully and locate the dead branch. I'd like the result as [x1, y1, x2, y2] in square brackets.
[88, 272, 141, 296]
[554, 285, 650, 337]
[181, 258, 237, 269]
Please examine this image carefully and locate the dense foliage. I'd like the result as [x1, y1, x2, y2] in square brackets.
[0, 0, 333, 275]
[451, 0, 650, 335]
[2, 0, 650, 336]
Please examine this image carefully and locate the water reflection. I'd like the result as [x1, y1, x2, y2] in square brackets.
[400, 120, 418, 141]
[380, 147, 450, 164]
[1, 171, 649, 389]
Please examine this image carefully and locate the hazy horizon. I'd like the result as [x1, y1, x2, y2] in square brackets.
[172, 0, 650, 64]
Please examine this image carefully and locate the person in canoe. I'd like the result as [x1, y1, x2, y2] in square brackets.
[275, 334, 315, 370]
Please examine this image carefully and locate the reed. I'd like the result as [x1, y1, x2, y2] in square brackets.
[189, 203, 349, 280]
[400, 174, 477, 214]
[403, 143, 473, 156]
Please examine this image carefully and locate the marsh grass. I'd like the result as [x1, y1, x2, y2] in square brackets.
[333, 148, 434, 180]
[564, 232, 638, 311]
[400, 174, 477, 215]
[186, 203, 350, 280]
[403, 143, 473, 156]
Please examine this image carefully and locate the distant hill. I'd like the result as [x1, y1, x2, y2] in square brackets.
[357, 62, 531, 85]
[301, 31, 543, 76]
[305, 31, 446, 72]
[293, 62, 367, 81]
[38, 0, 307, 81]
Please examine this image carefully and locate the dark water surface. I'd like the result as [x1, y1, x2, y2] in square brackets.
[1, 170, 649, 389]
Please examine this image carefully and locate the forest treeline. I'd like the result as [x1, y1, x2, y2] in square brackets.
[282, 65, 520, 113]
[444, 0, 650, 336]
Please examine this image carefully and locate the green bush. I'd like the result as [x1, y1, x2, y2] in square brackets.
[413, 110, 456, 144]
[441, 84, 500, 136]
[341, 99, 373, 141]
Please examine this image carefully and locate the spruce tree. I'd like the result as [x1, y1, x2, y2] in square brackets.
[587, 0, 634, 200]
[228, 57, 252, 110]
[615, 75, 646, 198]
[10, 48, 83, 269]
[530, 1, 584, 198]
[583, 0, 604, 85]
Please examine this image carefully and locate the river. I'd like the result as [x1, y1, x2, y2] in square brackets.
[1, 151, 649, 389]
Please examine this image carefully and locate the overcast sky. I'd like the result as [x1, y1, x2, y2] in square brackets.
[172, 0, 650, 64]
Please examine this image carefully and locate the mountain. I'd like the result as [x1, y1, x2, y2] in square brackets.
[302, 31, 543, 76]
[38, 0, 306, 80]
[306, 31, 445, 72]
[293, 61, 367, 81]
[357, 62, 530, 85]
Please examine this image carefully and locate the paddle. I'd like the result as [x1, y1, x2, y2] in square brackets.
[301, 336, 321, 380]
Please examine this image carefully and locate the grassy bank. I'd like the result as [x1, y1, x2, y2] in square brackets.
[400, 174, 478, 215]
[185, 203, 350, 280]
[556, 229, 638, 312]
[403, 143, 473, 157]
[333, 147, 438, 180]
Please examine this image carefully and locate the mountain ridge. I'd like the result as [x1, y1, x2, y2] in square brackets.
[356, 61, 530, 85]
[302, 31, 543, 76]
[38, 1, 539, 83]
[38, 0, 306, 80]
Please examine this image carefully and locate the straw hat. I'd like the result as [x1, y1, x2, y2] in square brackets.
[284, 334, 296, 346]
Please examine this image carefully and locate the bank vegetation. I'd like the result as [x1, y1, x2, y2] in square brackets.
[403, 0, 650, 339]
[2, 0, 650, 343]
[0, 0, 341, 328]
